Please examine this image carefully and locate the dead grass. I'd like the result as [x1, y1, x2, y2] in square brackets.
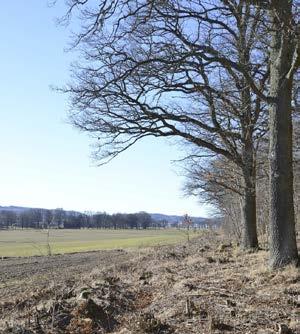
[0, 231, 299, 333]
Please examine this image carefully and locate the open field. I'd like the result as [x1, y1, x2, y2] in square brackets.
[1, 231, 299, 333]
[0, 228, 194, 257]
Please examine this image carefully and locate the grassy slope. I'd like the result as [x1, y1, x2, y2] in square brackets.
[0, 228, 194, 257]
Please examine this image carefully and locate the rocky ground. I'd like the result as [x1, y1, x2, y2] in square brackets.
[0, 231, 299, 334]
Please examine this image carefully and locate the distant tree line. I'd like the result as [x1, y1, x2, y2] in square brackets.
[0, 209, 165, 230]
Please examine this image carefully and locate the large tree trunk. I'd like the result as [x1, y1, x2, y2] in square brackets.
[268, 0, 299, 268]
[240, 181, 258, 249]
[241, 142, 258, 250]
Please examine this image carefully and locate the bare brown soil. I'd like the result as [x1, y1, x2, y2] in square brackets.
[0, 231, 299, 334]
[0, 249, 131, 299]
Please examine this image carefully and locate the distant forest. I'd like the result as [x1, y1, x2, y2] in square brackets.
[0, 207, 211, 230]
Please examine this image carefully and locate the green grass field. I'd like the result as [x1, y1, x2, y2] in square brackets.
[0, 228, 195, 257]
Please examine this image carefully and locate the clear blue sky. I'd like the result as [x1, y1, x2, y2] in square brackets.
[0, 1, 210, 217]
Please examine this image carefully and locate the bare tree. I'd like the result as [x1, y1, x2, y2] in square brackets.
[183, 152, 270, 244]
[183, 156, 245, 240]
[57, 0, 271, 250]
[245, 0, 299, 268]
[268, 0, 299, 268]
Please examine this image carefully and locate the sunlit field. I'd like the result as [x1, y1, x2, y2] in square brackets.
[0, 228, 197, 257]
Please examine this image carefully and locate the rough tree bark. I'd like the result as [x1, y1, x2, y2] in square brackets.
[241, 142, 258, 249]
[269, 0, 299, 268]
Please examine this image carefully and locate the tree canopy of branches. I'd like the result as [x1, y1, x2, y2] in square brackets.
[58, 0, 270, 250]
[58, 0, 299, 267]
